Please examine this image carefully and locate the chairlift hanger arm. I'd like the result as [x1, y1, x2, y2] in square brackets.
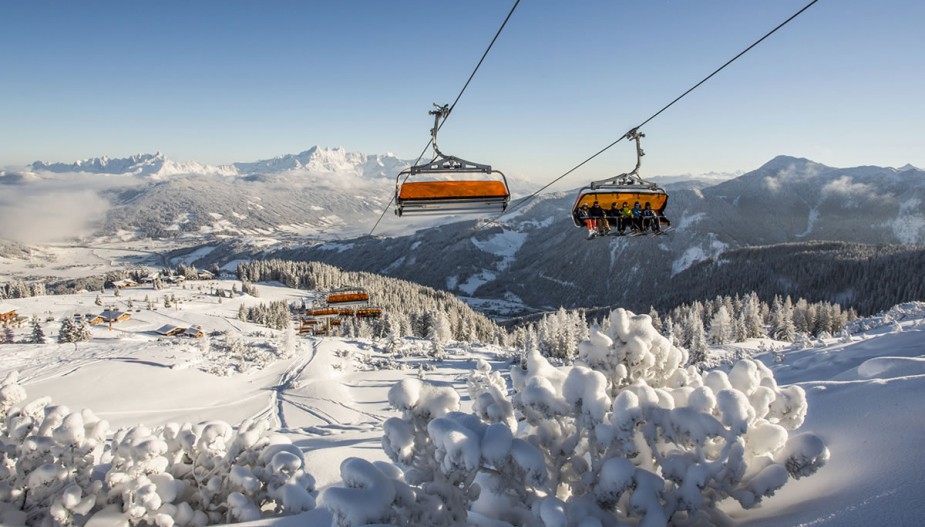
[396, 102, 493, 176]
[429, 103, 451, 159]
[589, 129, 658, 189]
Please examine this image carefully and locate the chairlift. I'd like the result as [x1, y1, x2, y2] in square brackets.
[395, 104, 511, 216]
[326, 287, 370, 307]
[570, 129, 670, 229]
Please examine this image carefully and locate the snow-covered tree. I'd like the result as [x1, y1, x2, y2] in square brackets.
[742, 292, 765, 338]
[648, 306, 663, 334]
[31, 316, 46, 344]
[770, 296, 796, 342]
[355, 309, 828, 526]
[708, 305, 734, 345]
[2, 326, 14, 344]
[428, 311, 452, 357]
[58, 318, 92, 344]
[686, 309, 708, 366]
[0, 373, 318, 526]
[330, 375, 543, 527]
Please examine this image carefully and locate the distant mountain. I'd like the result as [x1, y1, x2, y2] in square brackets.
[17, 150, 925, 318]
[21, 147, 419, 239]
[167, 155, 925, 318]
[232, 146, 408, 178]
[22, 146, 540, 240]
[31, 152, 238, 179]
[651, 170, 743, 187]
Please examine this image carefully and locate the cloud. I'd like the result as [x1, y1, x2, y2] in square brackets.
[0, 171, 142, 244]
[821, 176, 873, 197]
[0, 189, 112, 244]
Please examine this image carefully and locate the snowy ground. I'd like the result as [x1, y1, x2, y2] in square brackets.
[1, 279, 924, 525]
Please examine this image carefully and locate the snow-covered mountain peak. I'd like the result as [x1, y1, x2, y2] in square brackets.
[233, 146, 411, 179]
[31, 152, 237, 179]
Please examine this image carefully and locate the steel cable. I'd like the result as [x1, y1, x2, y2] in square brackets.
[499, 0, 820, 220]
[369, 0, 521, 236]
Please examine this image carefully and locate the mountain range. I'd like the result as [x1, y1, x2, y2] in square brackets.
[159, 155, 925, 318]
[17, 147, 539, 239]
[9, 149, 925, 318]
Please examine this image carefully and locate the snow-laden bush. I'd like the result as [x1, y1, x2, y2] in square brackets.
[0, 373, 317, 527]
[322, 375, 547, 527]
[348, 308, 828, 526]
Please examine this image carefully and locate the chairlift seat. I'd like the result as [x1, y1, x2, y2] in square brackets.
[396, 179, 510, 216]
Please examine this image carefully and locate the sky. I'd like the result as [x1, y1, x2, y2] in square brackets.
[1, 0, 923, 187]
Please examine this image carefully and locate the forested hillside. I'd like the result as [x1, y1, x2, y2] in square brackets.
[664, 241, 925, 315]
[235, 259, 505, 344]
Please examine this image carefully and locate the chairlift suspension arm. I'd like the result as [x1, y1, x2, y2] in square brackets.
[590, 128, 655, 190]
[627, 128, 645, 176]
[429, 104, 450, 159]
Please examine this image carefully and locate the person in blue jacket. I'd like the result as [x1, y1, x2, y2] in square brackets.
[631, 202, 643, 232]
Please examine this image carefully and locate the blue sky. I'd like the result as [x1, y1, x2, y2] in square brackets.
[1, 0, 922, 185]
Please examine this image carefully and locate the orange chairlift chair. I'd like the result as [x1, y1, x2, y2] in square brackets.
[570, 129, 670, 229]
[395, 104, 511, 217]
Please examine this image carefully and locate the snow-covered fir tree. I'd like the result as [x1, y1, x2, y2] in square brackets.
[58, 317, 92, 344]
[770, 296, 796, 342]
[31, 315, 46, 344]
[686, 308, 709, 366]
[708, 305, 734, 345]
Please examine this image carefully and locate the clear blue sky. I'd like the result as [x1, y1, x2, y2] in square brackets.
[1, 0, 922, 185]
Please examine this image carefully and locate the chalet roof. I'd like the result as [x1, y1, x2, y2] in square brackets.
[184, 326, 204, 337]
[0, 304, 18, 315]
[99, 309, 129, 321]
[155, 324, 186, 336]
[112, 279, 137, 287]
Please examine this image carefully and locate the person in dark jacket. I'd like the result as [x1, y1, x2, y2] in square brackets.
[606, 202, 621, 235]
[589, 201, 609, 235]
[640, 202, 661, 233]
[577, 204, 596, 238]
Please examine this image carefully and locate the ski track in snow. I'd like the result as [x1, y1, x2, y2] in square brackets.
[269, 339, 320, 429]
[262, 339, 380, 436]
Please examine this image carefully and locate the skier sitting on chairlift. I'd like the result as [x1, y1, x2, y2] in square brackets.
[589, 201, 610, 235]
[578, 204, 596, 238]
[641, 202, 661, 234]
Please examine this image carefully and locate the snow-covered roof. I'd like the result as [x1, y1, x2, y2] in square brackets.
[0, 304, 17, 315]
[99, 309, 130, 321]
[155, 324, 185, 336]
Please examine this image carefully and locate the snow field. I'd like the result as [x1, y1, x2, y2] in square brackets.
[1, 285, 924, 526]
